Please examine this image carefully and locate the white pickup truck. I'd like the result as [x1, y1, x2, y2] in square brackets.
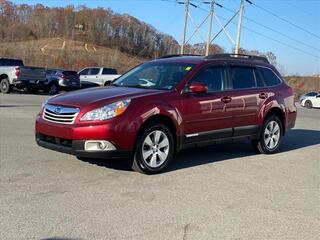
[78, 67, 121, 86]
[0, 58, 46, 94]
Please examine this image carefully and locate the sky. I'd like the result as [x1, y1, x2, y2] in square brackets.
[11, 0, 320, 76]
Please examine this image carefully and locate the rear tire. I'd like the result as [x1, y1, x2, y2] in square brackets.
[252, 115, 283, 154]
[305, 100, 313, 109]
[0, 78, 11, 93]
[132, 124, 175, 174]
[47, 82, 59, 95]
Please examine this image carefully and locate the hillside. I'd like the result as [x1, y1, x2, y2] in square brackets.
[1, 38, 318, 97]
[0, 38, 145, 73]
[285, 76, 320, 98]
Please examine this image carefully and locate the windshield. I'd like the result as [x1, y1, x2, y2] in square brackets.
[113, 62, 195, 90]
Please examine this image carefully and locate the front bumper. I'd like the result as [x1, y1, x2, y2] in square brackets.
[35, 133, 131, 159]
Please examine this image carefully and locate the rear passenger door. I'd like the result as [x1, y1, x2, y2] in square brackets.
[228, 65, 260, 136]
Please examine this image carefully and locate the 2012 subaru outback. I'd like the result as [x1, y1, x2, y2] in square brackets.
[35, 54, 297, 174]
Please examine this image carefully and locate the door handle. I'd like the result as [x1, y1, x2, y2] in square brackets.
[221, 96, 232, 103]
[259, 93, 268, 99]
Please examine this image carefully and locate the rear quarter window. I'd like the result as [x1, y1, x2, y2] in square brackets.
[259, 67, 281, 86]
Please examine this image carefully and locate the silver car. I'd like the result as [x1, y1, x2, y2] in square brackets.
[45, 68, 81, 94]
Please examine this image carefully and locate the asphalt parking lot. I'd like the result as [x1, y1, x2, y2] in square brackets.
[0, 93, 319, 240]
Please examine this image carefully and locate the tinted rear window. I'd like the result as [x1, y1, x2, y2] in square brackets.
[259, 68, 281, 86]
[63, 71, 78, 76]
[230, 66, 256, 89]
[0, 58, 23, 66]
[102, 68, 117, 75]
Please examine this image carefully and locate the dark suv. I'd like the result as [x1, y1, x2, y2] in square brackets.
[35, 54, 297, 174]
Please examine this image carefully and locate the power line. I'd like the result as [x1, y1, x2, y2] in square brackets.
[182, 1, 320, 59]
[215, 14, 320, 59]
[251, 2, 320, 40]
[220, 6, 320, 52]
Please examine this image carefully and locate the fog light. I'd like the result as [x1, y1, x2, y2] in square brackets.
[84, 140, 116, 151]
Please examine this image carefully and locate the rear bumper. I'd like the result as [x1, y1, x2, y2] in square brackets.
[35, 133, 131, 159]
[58, 80, 81, 90]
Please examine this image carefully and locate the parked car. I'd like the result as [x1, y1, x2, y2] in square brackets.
[45, 68, 81, 95]
[35, 54, 297, 174]
[300, 92, 320, 108]
[78, 67, 120, 87]
[0, 57, 46, 94]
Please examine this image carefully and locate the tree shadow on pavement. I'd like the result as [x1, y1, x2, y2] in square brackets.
[78, 129, 320, 173]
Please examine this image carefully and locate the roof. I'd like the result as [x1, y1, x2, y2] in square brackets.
[152, 53, 270, 66]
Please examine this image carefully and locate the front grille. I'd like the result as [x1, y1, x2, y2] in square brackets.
[43, 104, 79, 124]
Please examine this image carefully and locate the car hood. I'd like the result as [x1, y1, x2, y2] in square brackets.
[48, 86, 164, 108]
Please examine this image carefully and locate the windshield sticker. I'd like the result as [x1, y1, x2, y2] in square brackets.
[185, 66, 192, 71]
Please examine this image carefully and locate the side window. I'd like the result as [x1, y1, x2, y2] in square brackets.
[259, 68, 281, 86]
[306, 92, 318, 96]
[230, 66, 256, 89]
[102, 68, 117, 75]
[190, 66, 226, 92]
[12, 60, 23, 66]
[89, 68, 100, 75]
[79, 68, 89, 75]
[254, 68, 266, 87]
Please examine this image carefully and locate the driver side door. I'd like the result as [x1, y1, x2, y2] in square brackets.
[180, 65, 234, 142]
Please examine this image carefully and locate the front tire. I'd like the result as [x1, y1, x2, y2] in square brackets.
[252, 115, 283, 154]
[305, 100, 313, 109]
[0, 78, 11, 93]
[132, 124, 175, 174]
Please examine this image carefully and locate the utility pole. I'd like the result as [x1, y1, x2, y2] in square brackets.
[205, 0, 215, 56]
[181, 0, 190, 54]
[235, 0, 244, 54]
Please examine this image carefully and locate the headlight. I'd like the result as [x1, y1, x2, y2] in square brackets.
[80, 99, 131, 121]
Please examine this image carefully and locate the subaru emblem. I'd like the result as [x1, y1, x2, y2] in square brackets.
[54, 107, 61, 114]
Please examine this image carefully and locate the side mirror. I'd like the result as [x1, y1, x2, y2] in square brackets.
[188, 82, 208, 93]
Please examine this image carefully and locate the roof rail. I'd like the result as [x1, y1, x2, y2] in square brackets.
[158, 54, 203, 59]
[204, 54, 269, 63]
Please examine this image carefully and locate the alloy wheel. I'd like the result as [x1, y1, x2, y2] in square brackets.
[142, 130, 170, 168]
[264, 120, 281, 150]
[1, 81, 7, 91]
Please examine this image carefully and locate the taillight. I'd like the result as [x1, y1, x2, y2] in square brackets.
[287, 86, 294, 95]
[15, 67, 20, 77]
[61, 74, 67, 80]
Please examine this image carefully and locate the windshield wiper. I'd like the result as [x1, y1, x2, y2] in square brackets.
[125, 85, 153, 89]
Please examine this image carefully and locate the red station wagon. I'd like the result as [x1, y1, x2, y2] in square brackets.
[35, 54, 297, 174]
